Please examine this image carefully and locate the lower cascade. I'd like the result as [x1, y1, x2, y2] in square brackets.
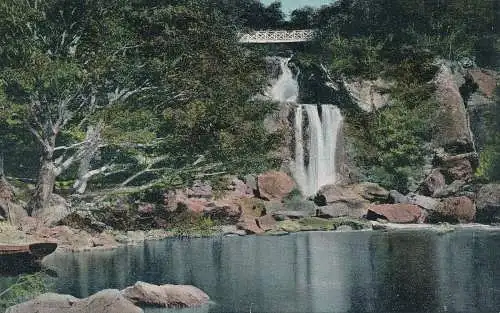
[293, 104, 343, 196]
[268, 56, 343, 196]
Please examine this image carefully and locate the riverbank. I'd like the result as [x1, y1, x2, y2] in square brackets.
[2, 215, 500, 255]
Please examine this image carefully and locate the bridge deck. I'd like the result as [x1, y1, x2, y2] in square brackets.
[238, 30, 315, 43]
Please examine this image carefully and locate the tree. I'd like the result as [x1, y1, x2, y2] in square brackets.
[0, 0, 147, 212]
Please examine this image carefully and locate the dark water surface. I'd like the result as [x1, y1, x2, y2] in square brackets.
[42, 230, 500, 313]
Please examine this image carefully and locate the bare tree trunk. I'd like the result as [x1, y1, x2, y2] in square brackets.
[29, 156, 57, 215]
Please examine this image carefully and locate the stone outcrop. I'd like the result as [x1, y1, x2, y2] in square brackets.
[468, 69, 498, 98]
[256, 171, 295, 201]
[476, 184, 500, 224]
[6, 290, 143, 313]
[121, 281, 209, 308]
[432, 149, 477, 184]
[366, 204, 425, 223]
[433, 62, 474, 153]
[344, 78, 392, 112]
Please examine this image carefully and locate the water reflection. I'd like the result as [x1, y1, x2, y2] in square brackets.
[41, 230, 500, 313]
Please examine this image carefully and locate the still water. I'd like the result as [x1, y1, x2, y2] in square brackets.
[43, 230, 500, 313]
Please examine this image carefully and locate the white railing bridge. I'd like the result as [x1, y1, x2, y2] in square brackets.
[238, 29, 315, 43]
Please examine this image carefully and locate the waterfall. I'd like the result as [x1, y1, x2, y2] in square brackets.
[268, 57, 343, 196]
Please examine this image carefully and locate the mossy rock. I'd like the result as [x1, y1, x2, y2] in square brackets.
[298, 217, 337, 231]
[277, 220, 301, 232]
[328, 217, 370, 230]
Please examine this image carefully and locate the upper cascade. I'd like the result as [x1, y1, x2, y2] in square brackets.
[267, 56, 343, 196]
[267, 56, 299, 103]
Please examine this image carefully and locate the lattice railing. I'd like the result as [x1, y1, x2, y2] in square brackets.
[238, 30, 315, 43]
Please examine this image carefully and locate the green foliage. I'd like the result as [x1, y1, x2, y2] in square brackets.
[327, 35, 385, 79]
[345, 81, 438, 192]
[170, 216, 219, 238]
[475, 87, 500, 182]
[0, 272, 51, 311]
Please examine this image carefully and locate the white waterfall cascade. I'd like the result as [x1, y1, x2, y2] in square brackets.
[268, 57, 343, 196]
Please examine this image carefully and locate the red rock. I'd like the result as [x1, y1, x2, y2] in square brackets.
[257, 171, 296, 201]
[236, 217, 264, 234]
[256, 214, 276, 231]
[430, 196, 475, 223]
[367, 204, 424, 223]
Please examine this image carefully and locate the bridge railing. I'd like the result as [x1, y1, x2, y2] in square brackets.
[238, 29, 315, 43]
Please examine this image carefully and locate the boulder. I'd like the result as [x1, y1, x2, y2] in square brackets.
[344, 78, 392, 112]
[271, 210, 311, 220]
[389, 190, 407, 204]
[6, 290, 143, 313]
[421, 169, 446, 197]
[32, 194, 71, 226]
[433, 180, 467, 198]
[315, 184, 372, 216]
[434, 150, 477, 182]
[476, 184, 500, 224]
[243, 174, 258, 192]
[256, 171, 296, 201]
[236, 217, 264, 234]
[0, 200, 28, 225]
[238, 198, 265, 217]
[428, 196, 475, 223]
[121, 281, 209, 308]
[228, 177, 254, 198]
[316, 203, 365, 218]
[366, 204, 425, 223]
[256, 214, 276, 231]
[406, 193, 441, 211]
[351, 182, 389, 201]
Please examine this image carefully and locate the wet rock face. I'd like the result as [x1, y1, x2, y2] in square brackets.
[476, 184, 500, 224]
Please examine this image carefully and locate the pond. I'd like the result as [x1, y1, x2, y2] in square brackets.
[41, 230, 500, 313]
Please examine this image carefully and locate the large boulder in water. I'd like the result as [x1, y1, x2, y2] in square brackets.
[476, 184, 500, 223]
[121, 281, 209, 308]
[257, 171, 296, 202]
[367, 204, 425, 223]
[6, 290, 143, 313]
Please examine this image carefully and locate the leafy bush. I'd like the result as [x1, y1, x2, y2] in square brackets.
[0, 272, 51, 311]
